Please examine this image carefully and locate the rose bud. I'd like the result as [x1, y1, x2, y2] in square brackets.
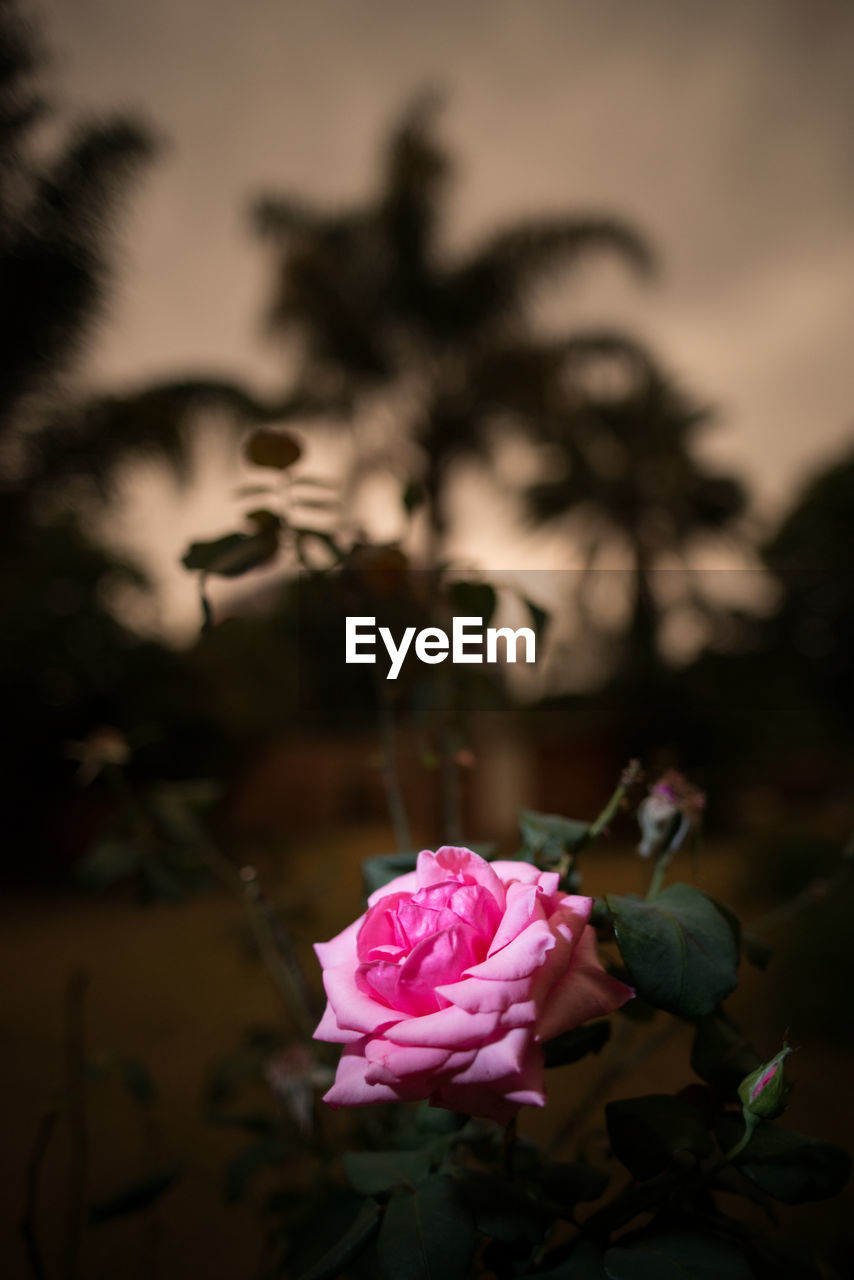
[637, 770, 706, 859]
[738, 1043, 792, 1121]
[313, 846, 634, 1124]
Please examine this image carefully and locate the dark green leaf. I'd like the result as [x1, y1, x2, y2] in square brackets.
[88, 1166, 180, 1225]
[544, 1020, 611, 1068]
[715, 1116, 852, 1204]
[344, 1149, 431, 1196]
[448, 581, 497, 626]
[519, 808, 590, 863]
[606, 885, 739, 1018]
[604, 1231, 754, 1279]
[224, 1134, 291, 1202]
[76, 838, 142, 890]
[378, 1174, 477, 1280]
[606, 1095, 714, 1180]
[362, 851, 419, 898]
[181, 513, 280, 578]
[453, 1168, 547, 1244]
[691, 1012, 761, 1095]
[414, 1102, 469, 1135]
[294, 1198, 381, 1280]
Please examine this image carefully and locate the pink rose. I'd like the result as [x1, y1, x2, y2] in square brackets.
[313, 846, 633, 1124]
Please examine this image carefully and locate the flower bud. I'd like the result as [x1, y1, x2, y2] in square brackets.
[637, 770, 705, 858]
[738, 1044, 792, 1120]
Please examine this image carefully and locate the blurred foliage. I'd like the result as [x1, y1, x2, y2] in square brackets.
[253, 91, 653, 555]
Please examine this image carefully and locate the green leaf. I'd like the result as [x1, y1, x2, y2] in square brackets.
[543, 1020, 611, 1068]
[715, 1115, 852, 1204]
[414, 1102, 469, 1135]
[453, 1168, 547, 1244]
[448, 581, 497, 626]
[181, 512, 280, 578]
[606, 1095, 714, 1181]
[691, 1012, 761, 1096]
[362, 851, 419, 898]
[224, 1134, 291, 1202]
[88, 1166, 180, 1225]
[293, 1198, 381, 1280]
[519, 808, 590, 863]
[605, 885, 739, 1018]
[604, 1231, 754, 1279]
[76, 838, 142, 890]
[344, 1149, 432, 1196]
[378, 1174, 477, 1280]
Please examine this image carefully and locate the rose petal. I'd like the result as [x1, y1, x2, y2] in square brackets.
[399, 882, 500, 950]
[323, 960, 402, 1036]
[445, 1026, 531, 1085]
[416, 846, 506, 909]
[323, 1043, 411, 1107]
[536, 926, 634, 1041]
[435, 973, 535, 1015]
[384, 1003, 502, 1048]
[357, 893, 411, 961]
[490, 861, 559, 896]
[364, 1041, 456, 1084]
[314, 916, 363, 968]
[464, 917, 556, 982]
[367, 870, 419, 909]
[527, 896, 595, 1003]
[487, 881, 548, 956]
[313, 1000, 364, 1045]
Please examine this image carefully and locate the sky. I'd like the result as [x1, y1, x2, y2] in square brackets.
[34, 0, 854, 638]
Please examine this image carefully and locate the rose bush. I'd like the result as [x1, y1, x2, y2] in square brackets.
[313, 845, 633, 1122]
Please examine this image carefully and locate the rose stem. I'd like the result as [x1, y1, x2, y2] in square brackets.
[575, 761, 643, 857]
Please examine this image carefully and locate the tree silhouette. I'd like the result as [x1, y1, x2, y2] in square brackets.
[526, 361, 747, 674]
[0, 0, 156, 505]
[253, 94, 653, 561]
[763, 443, 854, 724]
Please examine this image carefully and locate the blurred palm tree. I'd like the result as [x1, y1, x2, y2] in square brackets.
[0, 0, 156, 510]
[0, 0, 197, 857]
[0, 0, 327, 516]
[252, 93, 654, 561]
[526, 363, 748, 674]
[762, 444, 854, 724]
